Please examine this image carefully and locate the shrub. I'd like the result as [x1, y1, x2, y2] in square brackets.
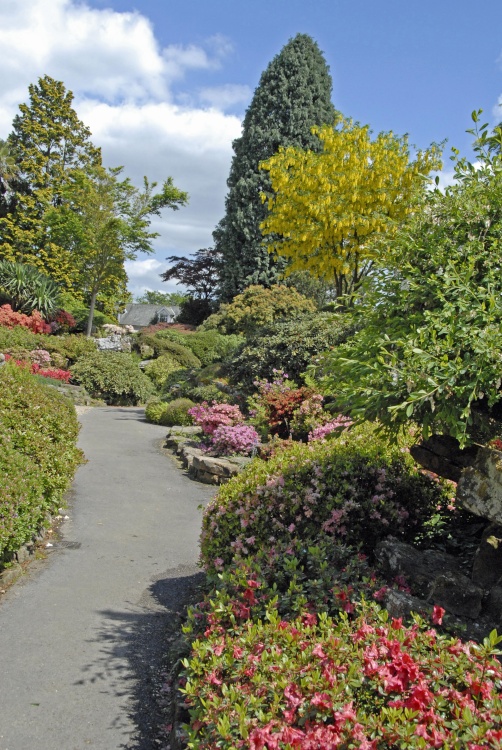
[144, 399, 166, 425]
[200, 424, 455, 572]
[144, 354, 186, 389]
[188, 402, 245, 436]
[0, 364, 83, 558]
[211, 424, 260, 456]
[71, 351, 155, 404]
[48, 309, 76, 333]
[181, 330, 244, 366]
[200, 285, 316, 336]
[0, 304, 51, 333]
[162, 398, 195, 426]
[182, 600, 502, 750]
[138, 333, 201, 367]
[248, 371, 322, 440]
[227, 312, 356, 391]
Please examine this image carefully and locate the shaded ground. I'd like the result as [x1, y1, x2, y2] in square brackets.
[0, 407, 214, 750]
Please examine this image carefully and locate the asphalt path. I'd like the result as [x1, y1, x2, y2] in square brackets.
[0, 407, 215, 750]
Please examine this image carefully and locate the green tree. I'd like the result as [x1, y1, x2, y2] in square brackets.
[214, 34, 336, 301]
[260, 118, 441, 305]
[47, 167, 188, 335]
[322, 112, 502, 446]
[135, 290, 186, 306]
[0, 75, 101, 288]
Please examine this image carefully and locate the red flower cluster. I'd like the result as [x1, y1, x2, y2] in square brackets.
[4, 355, 71, 383]
[0, 304, 51, 334]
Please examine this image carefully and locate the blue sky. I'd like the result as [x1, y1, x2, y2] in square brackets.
[1, 0, 502, 298]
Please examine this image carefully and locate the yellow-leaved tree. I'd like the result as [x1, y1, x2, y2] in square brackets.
[260, 118, 442, 304]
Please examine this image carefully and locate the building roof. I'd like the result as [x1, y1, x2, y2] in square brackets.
[118, 304, 180, 327]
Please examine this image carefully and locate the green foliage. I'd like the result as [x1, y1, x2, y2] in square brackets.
[145, 397, 195, 426]
[322, 117, 502, 446]
[227, 312, 356, 391]
[201, 285, 316, 336]
[137, 333, 200, 367]
[0, 326, 96, 365]
[135, 289, 186, 306]
[215, 34, 336, 300]
[200, 423, 454, 572]
[177, 297, 214, 326]
[281, 270, 336, 309]
[71, 351, 154, 404]
[143, 354, 186, 389]
[0, 363, 83, 558]
[0, 260, 60, 316]
[154, 327, 243, 366]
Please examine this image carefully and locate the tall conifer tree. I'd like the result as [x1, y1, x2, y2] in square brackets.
[0, 75, 101, 290]
[214, 34, 336, 301]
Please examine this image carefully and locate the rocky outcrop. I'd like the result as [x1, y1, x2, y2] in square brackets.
[165, 426, 253, 485]
[456, 447, 502, 525]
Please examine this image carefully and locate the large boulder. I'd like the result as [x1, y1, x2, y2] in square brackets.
[456, 447, 502, 525]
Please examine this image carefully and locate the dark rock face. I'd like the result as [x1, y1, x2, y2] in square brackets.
[374, 538, 461, 598]
[485, 586, 502, 627]
[471, 524, 502, 588]
[410, 435, 479, 482]
[428, 571, 484, 619]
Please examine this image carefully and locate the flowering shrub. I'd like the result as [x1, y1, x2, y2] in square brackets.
[182, 600, 502, 750]
[48, 309, 76, 333]
[101, 323, 134, 334]
[200, 424, 455, 572]
[308, 414, 353, 442]
[0, 304, 51, 334]
[211, 424, 260, 456]
[29, 348, 52, 366]
[248, 370, 317, 439]
[4, 354, 71, 382]
[188, 402, 244, 436]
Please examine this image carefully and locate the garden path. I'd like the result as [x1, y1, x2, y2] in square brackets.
[0, 406, 215, 750]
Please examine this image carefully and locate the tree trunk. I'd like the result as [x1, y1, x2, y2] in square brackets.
[85, 289, 98, 337]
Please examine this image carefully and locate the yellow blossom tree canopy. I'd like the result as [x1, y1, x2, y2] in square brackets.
[259, 118, 442, 303]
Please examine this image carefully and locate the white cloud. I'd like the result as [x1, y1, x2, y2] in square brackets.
[199, 84, 252, 109]
[124, 258, 184, 300]
[0, 0, 246, 298]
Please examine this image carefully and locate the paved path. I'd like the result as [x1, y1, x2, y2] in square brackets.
[0, 407, 215, 750]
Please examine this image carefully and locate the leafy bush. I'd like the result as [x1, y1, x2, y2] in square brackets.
[137, 333, 201, 367]
[183, 600, 502, 750]
[144, 354, 186, 389]
[145, 397, 195, 426]
[180, 330, 244, 366]
[227, 312, 356, 390]
[71, 351, 155, 404]
[200, 285, 316, 336]
[162, 398, 195, 426]
[200, 424, 455, 572]
[188, 402, 245, 436]
[0, 364, 82, 558]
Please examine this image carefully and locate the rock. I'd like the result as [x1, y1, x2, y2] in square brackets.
[166, 426, 203, 438]
[0, 564, 23, 586]
[384, 589, 428, 620]
[15, 545, 34, 564]
[428, 571, 483, 619]
[410, 434, 479, 482]
[456, 447, 502, 525]
[374, 538, 460, 597]
[471, 523, 502, 588]
[95, 334, 131, 352]
[485, 585, 502, 626]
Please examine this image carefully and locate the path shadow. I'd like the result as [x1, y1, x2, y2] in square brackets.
[76, 566, 205, 749]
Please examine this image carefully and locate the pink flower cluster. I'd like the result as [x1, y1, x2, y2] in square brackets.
[4, 354, 71, 383]
[211, 425, 260, 456]
[308, 414, 353, 442]
[29, 348, 52, 366]
[188, 402, 244, 435]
